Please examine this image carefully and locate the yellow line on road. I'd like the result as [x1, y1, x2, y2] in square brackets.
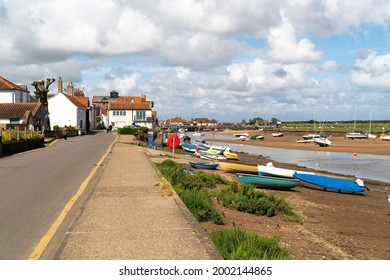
[29, 135, 118, 260]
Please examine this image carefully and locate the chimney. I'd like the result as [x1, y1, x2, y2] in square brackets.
[67, 82, 74, 97]
[58, 77, 63, 93]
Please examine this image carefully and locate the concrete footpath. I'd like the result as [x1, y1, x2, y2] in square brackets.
[54, 135, 222, 260]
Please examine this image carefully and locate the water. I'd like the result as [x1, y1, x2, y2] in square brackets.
[190, 132, 390, 183]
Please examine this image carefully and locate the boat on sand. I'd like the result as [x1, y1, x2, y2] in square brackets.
[293, 173, 366, 194]
[236, 173, 300, 190]
[258, 162, 315, 178]
[189, 161, 219, 170]
[219, 161, 258, 174]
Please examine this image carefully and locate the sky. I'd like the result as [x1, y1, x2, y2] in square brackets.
[1, 0, 390, 122]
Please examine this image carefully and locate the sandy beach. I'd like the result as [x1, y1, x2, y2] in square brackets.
[210, 130, 390, 156]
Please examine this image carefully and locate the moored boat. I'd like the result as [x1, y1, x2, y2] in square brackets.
[189, 161, 219, 170]
[195, 150, 226, 160]
[219, 161, 258, 174]
[293, 173, 366, 194]
[313, 136, 332, 147]
[258, 162, 315, 178]
[236, 173, 300, 190]
[272, 132, 283, 137]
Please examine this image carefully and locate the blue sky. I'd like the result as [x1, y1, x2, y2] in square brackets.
[1, 0, 390, 122]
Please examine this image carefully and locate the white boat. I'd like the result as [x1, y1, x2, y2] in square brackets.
[380, 135, 390, 141]
[258, 162, 315, 178]
[195, 150, 226, 160]
[345, 131, 369, 139]
[297, 133, 321, 143]
[314, 136, 332, 147]
[234, 132, 249, 139]
[272, 132, 283, 137]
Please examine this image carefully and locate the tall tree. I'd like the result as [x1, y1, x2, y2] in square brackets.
[31, 78, 55, 130]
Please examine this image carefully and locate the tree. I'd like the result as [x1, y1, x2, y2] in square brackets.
[31, 78, 55, 130]
[271, 118, 279, 125]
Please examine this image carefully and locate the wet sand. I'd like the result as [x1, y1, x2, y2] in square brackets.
[211, 130, 390, 156]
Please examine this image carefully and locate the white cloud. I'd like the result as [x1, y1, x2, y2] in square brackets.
[267, 17, 322, 63]
[1, 0, 390, 121]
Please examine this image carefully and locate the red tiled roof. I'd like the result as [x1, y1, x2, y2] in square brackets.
[109, 102, 152, 110]
[0, 103, 42, 118]
[0, 76, 30, 93]
[63, 94, 87, 109]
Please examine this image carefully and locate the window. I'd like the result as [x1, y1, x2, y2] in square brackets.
[136, 111, 146, 120]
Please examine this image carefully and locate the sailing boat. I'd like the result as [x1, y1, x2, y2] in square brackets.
[345, 105, 368, 139]
[367, 111, 377, 139]
[313, 106, 332, 147]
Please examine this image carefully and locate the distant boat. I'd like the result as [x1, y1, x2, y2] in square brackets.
[297, 133, 320, 143]
[272, 132, 284, 137]
[219, 161, 258, 174]
[313, 136, 332, 147]
[189, 161, 219, 170]
[250, 135, 265, 140]
[293, 173, 366, 194]
[380, 135, 390, 141]
[236, 173, 300, 190]
[345, 131, 368, 140]
[234, 132, 249, 139]
[258, 162, 315, 178]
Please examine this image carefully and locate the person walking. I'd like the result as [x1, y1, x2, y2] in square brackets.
[62, 125, 68, 141]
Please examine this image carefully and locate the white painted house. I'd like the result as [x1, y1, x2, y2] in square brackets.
[0, 76, 35, 103]
[48, 91, 87, 132]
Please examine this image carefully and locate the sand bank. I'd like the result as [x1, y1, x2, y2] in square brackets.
[211, 130, 390, 156]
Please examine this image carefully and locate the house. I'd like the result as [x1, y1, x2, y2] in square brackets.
[0, 76, 35, 103]
[48, 80, 87, 132]
[0, 103, 46, 130]
[92, 92, 157, 129]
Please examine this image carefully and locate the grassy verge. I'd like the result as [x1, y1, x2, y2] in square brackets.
[213, 184, 301, 222]
[212, 227, 291, 260]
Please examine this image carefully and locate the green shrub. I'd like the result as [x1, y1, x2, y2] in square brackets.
[179, 189, 224, 224]
[156, 159, 225, 224]
[213, 184, 300, 220]
[211, 227, 291, 260]
[117, 127, 138, 135]
[53, 125, 60, 131]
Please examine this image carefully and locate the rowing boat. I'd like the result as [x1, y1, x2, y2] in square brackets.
[236, 173, 300, 190]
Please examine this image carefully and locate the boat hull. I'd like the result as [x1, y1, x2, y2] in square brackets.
[258, 163, 315, 178]
[237, 173, 300, 190]
[189, 161, 219, 170]
[293, 173, 366, 193]
[219, 161, 258, 174]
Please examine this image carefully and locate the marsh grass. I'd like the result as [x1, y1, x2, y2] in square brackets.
[213, 184, 301, 221]
[211, 227, 291, 260]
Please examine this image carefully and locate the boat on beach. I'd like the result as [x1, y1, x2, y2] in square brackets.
[189, 161, 219, 170]
[195, 150, 226, 160]
[219, 161, 258, 174]
[293, 173, 366, 194]
[272, 132, 284, 137]
[258, 162, 315, 178]
[345, 131, 369, 140]
[313, 136, 332, 147]
[236, 173, 300, 190]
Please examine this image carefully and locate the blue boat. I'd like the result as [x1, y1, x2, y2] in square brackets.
[293, 173, 366, 194]
[189, 161, 219, 170]
[180, 143, 198, 152]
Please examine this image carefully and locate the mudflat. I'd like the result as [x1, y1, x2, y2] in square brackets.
[212, 130, 390, 156]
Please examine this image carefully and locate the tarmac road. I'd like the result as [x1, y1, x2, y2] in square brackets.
[0, 131, 115, 259]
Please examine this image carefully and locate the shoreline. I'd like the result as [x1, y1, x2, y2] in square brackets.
[204, 130, 390, 156]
